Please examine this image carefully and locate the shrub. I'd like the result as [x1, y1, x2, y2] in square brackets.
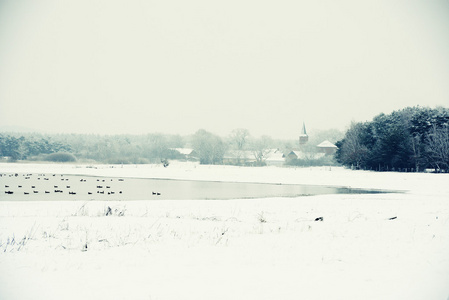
[44, 152, 77, 162]
[106, 157, 150, 164]
[285, 156, 338, 167]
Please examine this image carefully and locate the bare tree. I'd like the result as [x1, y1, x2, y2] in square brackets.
[251, 135, 273, 166]
[426, 125, 449, 171]
[230, 128, 250, 150]
[228, 128, 250, 165]
[410, 134, 423, 172]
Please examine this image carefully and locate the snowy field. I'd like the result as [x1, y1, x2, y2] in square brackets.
[0, 162, 448, 300]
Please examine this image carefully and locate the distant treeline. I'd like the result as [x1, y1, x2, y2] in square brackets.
[0, 128, 341, 166]
[0, 133, 185, 164]
[0, 131, 286, 165]
[335, 106, 449, 172]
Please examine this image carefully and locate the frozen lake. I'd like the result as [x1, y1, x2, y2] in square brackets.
[0, 172, 390, 201]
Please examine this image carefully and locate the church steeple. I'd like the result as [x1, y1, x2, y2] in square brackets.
[299, 122, 308, 145]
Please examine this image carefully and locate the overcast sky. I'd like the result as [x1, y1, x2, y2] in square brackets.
[0, 0, 448, 139]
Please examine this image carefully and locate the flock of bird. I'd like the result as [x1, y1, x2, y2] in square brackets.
[1, 173, 128, 197]
[1, 173, 164, 199]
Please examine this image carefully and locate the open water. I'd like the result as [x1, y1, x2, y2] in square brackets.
[0, 172, 390, 201]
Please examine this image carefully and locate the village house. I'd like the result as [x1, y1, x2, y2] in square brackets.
[285, 122, 339, 162]
[316, 140, 338, 155]
[223, 150, 256, 165]
[265, 149, 285, 166]
[172, 148, 198, 160]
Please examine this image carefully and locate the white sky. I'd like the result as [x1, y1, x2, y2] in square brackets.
[0, 0, 448, 139]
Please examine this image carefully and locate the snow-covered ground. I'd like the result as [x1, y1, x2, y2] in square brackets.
[0, 162, 448, 300]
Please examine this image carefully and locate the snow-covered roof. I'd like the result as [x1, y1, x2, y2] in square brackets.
[317, 140, 337, 148]
[172, 148, 194, 155]
[266, 150, 285, 162]
[288, 150, 302, 157]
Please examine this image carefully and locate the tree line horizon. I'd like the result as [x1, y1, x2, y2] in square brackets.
[1, 105, 448, 172]
[0, 124, 342, 166]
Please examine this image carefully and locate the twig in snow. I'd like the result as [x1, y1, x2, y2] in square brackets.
[73, 201, 90, 216]
[258, 212, 267, 223]
[215, 228, 229, 245]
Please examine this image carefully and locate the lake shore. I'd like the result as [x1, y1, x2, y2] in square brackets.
[1, 162, 448, 300]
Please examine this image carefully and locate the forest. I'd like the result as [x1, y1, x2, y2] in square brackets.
[335, 106, 449, 172]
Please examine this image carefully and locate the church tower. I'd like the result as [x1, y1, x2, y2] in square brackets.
[299, 122, 308, 145]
